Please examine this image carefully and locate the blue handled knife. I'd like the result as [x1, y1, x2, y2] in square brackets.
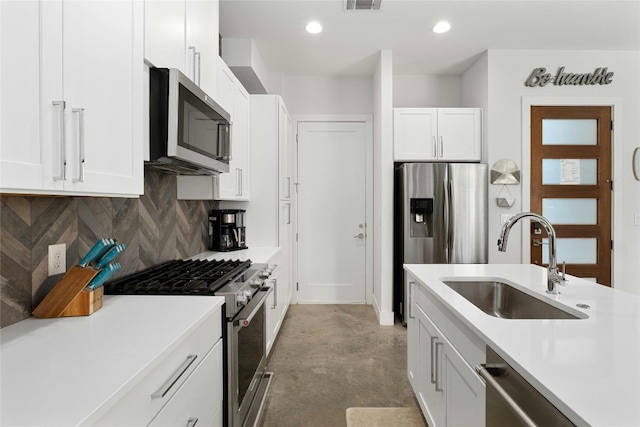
[86, 263, 121, 290]
[79, 238, 115, 267]
[94, 243, 126, 269]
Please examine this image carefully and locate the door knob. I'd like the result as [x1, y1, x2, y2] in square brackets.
[354, 233, 364, 239]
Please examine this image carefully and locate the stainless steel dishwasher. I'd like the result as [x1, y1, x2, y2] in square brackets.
[477, 346, 576, 427]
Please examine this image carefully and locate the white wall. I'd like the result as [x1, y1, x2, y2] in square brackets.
[461, 52, 489, 162]
[282, 75, 373, 114]
[372, 51, 395, 325]
[480, 49, 640, 294]
[393, 75, 462, 107]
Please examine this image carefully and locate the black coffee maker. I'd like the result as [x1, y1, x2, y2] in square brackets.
[208, 209, 248, 251]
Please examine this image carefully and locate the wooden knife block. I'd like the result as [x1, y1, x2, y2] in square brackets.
[32, 266, 103, 318]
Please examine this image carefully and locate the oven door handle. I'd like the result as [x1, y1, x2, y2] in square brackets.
[235, 287, 273, 327]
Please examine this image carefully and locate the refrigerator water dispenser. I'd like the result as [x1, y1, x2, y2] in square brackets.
[410, 198, 434, 237]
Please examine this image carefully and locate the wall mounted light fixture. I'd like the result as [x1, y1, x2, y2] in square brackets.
[490, 159, 520, 207]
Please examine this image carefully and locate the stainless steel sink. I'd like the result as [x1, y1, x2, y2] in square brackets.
[442, 280, 583, 319]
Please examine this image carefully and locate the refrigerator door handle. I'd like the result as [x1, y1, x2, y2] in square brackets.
[443, 179, 450, 263]
[448, 178, 454, 258]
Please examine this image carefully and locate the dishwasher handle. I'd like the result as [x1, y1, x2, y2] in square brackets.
[476, 364, 538, 427]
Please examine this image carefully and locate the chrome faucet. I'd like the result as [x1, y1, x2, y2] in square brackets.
[497, 212, 562, 294]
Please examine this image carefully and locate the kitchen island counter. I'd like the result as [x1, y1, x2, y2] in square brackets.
[404, 263, 640, 427]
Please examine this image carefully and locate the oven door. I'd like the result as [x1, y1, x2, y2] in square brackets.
[227, 287, 272, 427]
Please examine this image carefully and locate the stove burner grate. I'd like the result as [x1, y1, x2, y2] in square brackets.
[104, 259, 252, 296]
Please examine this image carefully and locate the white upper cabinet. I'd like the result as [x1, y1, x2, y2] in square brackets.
[0, 1, 46, 191]
[216, 58, 236, 119]
[1, 0, 144, 197]
[144, 1, 185, 70]
[216, 69, 250, 201]
[144, 0, 219, 99]
[144, 0, 219, 97]
[185, 0, 219, 97]
[394, 108, 482, 162]
[278, 103, 293, 200]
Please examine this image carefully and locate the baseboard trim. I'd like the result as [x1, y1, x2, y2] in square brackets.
[372, 293, 395, 326]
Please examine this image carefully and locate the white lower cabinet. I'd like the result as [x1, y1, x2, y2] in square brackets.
[265, 253, 291, 355]
[94, 309, 223, 426]
[408, 280, 485, 427]
[149, 339, 223, 427]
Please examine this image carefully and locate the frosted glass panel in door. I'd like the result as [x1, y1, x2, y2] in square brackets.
[542, 238, 597, 264]
[542, 198, 597, 224]
[542, 119, 597, 145]
[542, 159, 597, 185]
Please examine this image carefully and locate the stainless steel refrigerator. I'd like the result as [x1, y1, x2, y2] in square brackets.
[393, 163, 488, 324]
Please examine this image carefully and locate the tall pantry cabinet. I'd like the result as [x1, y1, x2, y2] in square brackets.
[248, 95, 294, 355]
[0, 0, 144, 196]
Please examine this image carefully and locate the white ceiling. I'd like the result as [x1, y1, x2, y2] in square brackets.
[219, 0, 640, 76]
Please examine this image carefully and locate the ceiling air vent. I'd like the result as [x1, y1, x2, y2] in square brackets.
[345, 0, 382, 11]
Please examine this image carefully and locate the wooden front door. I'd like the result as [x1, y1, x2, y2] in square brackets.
[530, 106, 612, 286]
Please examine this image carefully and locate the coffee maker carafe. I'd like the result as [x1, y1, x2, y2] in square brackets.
[208, 209, 248, 251]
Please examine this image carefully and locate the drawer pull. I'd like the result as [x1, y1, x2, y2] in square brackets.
[186, 418, 198, 427]
[151, 354, 197, 399]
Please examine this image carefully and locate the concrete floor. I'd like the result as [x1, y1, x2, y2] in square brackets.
[258, 305, 419, 427]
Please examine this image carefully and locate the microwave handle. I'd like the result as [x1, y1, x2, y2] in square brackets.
[194, 51, 201, 86]
[218, 123, 232, 160]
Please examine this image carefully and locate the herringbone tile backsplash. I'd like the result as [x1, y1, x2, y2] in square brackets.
[0, 169, 215, 327]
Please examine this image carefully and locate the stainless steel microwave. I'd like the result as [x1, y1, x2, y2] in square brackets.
[148, 67, 231, 175]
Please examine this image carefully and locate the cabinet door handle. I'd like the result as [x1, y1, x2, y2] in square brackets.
[285, 177, 291, 198]
[439, 136, 444, 158]
[435, 341, 444, 392]
[430, 336, 438, 384]
[271, 278, 278, 309]
[408, 282, 415, 319]
[52, 101, 66, 181]
[287, 203, 292, 225]
[185, 417, 198, 427]
[194, 51, 201, 86]
[72, 108, 85, 183]
[151, 354, 198, 399]
[188, 46, 196, 82]
[432, 136, 437, 158]
[236, 168, 242, 196]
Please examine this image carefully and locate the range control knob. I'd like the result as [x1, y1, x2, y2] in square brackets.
[249, 278, 263, 288]
[259, 269, 271, 279]
[236, 294, 247, 305]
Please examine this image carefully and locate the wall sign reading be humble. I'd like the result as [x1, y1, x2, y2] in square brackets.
[525, 66, 614, 87]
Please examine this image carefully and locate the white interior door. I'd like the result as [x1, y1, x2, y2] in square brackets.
[297, 122, 367, 303]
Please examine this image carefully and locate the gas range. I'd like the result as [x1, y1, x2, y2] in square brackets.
[103, 258, 272, 319]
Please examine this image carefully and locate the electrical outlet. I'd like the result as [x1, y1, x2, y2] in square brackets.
[48, 243, 66, 276]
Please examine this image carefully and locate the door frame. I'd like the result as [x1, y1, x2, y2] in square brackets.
[521, 97, 622, 285]
[292, 114, 374, 305]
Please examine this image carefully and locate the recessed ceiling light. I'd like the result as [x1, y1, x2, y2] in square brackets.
[306, 21, 323, 34]
[432, 21, 451, 34]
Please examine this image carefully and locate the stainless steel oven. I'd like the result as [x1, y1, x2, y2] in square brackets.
[227, 286, 273, 427]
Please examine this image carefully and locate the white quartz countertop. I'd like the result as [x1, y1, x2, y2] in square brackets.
[0, 295, 225, 426]
[192, 246, 280, 264]
[404, 264, 640, 427]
